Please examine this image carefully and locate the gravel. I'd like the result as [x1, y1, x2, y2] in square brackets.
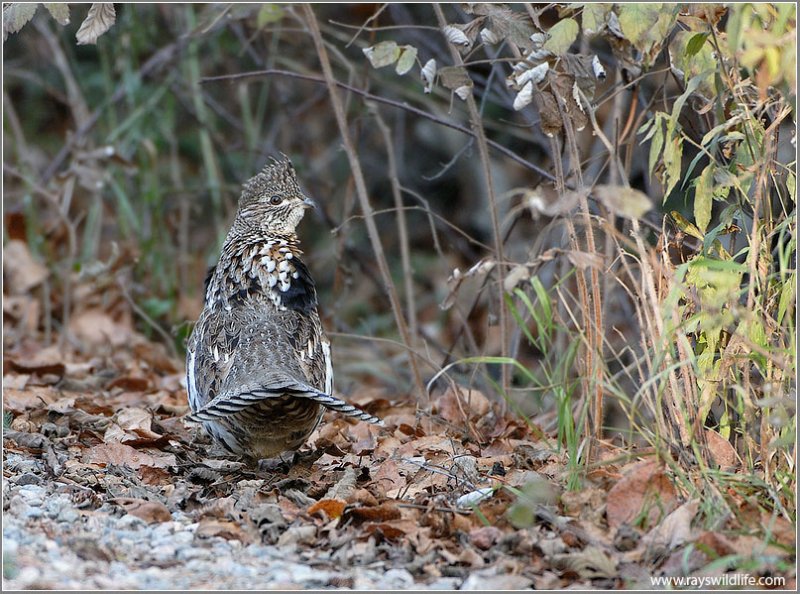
[2, 475, 461, 589]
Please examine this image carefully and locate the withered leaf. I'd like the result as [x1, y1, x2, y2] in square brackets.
[113, 498, 171, 524]
[76, 3, 116, 45]
[438, 66, 473, 91]
[538, 90, 562, 137]
[86, 441, 176, 469]
[3, 240, 49, 294]
[307, 498, 347, 520]
[3, 3, 38, 40]
[606, 460, 678, 530]
[363, 522, 407, 542]
[340, 503, 402, 526]
[592, 185, 653, 220]
[195, 519, 252, 543]
[44, 3, 70, 25]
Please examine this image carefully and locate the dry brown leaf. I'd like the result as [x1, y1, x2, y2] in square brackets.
[346, 488, 378, 507]
[3, 386, 59, 413]
[323, 466, 357, 501]
[606, 459, 678, 530]
[341, 503, 402, 526]
[69, 309, 132, 348]
[560, 487, 606, 525]
[3, 296, 40, 334]
[3, 240, 49, 294]
[433, 385, 491, 424]
[362, 519, 418, 542]
[195, 519, 252, 543]
[704, 428, 739, 469]
[113, 498, 171, 524]
[104, 407, 166, 447]
[551, 546, 617, 578]
[75, 3, 116, 45]
[470, 526, 503, 550]
[3, 373, 30, 390]
[107, 376, 151, 392]
[276, 525, 317, 547]
[85, 441, 176, 469]
[641, 499, 699, 552]
[373, 460, 406, 495]
[6, 359, 66, 378]
[307, 498, 347, 520]
[138, 466, 172, 486]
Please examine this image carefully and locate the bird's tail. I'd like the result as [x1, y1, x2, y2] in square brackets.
[188, 387, 383, 426]
[301, 391, 383, 426]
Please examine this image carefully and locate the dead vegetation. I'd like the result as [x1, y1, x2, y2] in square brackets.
[3, 3, 796, 589]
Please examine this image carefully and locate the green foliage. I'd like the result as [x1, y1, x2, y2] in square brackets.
[543, 17, 579, 55]
[506, 277, 584, 490]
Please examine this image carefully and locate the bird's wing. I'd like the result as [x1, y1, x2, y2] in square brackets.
[186, 308, 239, 412]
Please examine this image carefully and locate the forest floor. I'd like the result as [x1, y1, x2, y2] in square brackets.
[2, 316, 796, 590]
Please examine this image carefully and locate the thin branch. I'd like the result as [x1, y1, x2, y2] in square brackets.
[201, 69, 555, 181]
[373, 109, 419, 342]
[302, 5, 428, 406]
[433, 3, 510, 396]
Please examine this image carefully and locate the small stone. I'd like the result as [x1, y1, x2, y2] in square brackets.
[14, 472, 42, 486]
[56, 507, 79, 523]
[116, 514, 147, 530]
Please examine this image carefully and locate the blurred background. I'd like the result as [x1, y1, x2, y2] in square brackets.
[3, 3, 796, 457]
[4, 4, 565, 403]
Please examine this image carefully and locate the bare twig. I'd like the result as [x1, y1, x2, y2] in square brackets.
[373, 109, 419, 342]
[40, 37, 190, 184]
[432, 3, 509, 396]
[201, 69, 555, 181]
[303, 5, 428, 406]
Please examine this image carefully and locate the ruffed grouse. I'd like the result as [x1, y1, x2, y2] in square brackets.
[186, 155, 381, 461]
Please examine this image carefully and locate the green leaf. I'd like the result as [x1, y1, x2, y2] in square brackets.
[395, 45, 417, 75]
[671, 211, 705, 241]
[362, 41, 401, 69]
[618, 4, 660, 50]
[543, 18, 579, 55]
[662, 124, 683, 198]
[694, 164, 714, 234]
[726, 3, 747, 54]
[648, 116, 665, 178]
[777, 272, 796, 325]
[671, 31, 717, 92]
[257, 4, 285, 27]
[581, 3, 611, 35]
[650, 5, 678, 42]
[671, 74, 705, 120]
[686, 32, 709, 57]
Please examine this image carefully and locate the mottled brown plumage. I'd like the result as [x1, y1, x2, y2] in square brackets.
[186, 155, 381, 461]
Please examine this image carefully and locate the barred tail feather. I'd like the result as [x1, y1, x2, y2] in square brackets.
[301, 391, 384, 426]
[187, 386, 383, 426]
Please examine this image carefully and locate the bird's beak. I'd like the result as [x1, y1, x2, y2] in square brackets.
[302, 196, 317, 210]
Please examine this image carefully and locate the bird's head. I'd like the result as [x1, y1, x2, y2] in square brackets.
[236, 154, 316, 234]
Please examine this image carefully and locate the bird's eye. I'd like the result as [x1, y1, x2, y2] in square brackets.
[269, 195, 283, 206]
